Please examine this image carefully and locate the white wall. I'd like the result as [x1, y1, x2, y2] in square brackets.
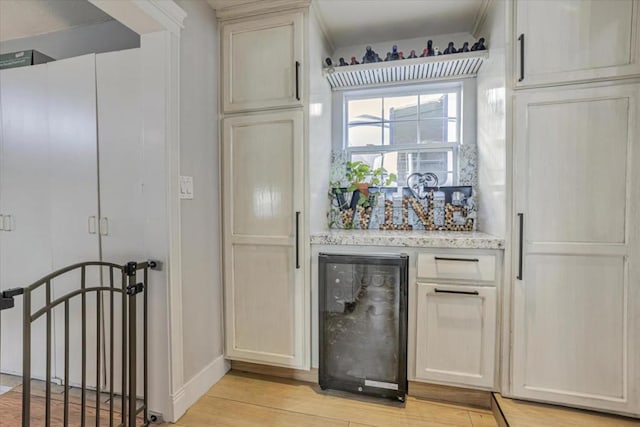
[476, 0, 507, 237]
[0, 20, 139, 60]
[175, 0, 225, 384]
[332, 32, 475, 63]
[308, 9, 334, 234]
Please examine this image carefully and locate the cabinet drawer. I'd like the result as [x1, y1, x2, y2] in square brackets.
[417, 253, 495, 282]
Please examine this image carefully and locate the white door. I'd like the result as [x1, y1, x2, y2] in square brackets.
[95, 48, 145, 394]
[515, 0, 640, 87]
[0, 64, 53, 379]
[415, 283, 497, 389]
[222, 12, 303, 113]
[47, 54, 102, 389]
[223, 110, 307, 368]
[512, 84, 640, 415]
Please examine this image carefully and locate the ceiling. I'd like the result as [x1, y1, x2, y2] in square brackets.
[0, 0, 113, 42]
[206, 0, 486, 49]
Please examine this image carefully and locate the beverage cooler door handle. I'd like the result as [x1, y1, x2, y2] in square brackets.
[295, 212, 300, 269]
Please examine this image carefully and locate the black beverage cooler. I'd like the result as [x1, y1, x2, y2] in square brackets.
[318, 253, 408, 401]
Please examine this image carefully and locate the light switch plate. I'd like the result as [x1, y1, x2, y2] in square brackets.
[179, 176, 194, 199]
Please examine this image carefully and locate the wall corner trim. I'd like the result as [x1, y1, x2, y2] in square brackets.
[472, 0, 492, 39]
[171, 355, 230, 422]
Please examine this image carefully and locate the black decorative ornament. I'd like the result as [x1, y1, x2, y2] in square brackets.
[426, 40, 434, 56]
[325, 57, 333, 66]
[362, 46, 381, 64]
[460, 42, 470, 53]
[443, 42, 456, 55]
[471, 37, 486, 51]
[338, 57, 348, 66]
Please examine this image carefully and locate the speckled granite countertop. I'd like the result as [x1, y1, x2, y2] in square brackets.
[310, 230, 504, 250]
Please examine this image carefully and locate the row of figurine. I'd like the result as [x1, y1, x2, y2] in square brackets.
[325, 38, 486, 67]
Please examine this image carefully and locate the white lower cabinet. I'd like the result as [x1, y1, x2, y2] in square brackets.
[415, 283, 497, 389]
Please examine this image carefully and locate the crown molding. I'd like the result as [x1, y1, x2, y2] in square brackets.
[471, 0, 492, 38]
[214, 0, 311, 21]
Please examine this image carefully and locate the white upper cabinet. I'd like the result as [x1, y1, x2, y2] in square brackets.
[222, 12, 304, 113]
[515, 0, 640, 87]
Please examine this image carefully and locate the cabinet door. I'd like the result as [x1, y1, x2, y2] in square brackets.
[415, 283, 496, 389]
[47, 54, 102, 389]
[512, 84, 640, 415]
[223, 110, 307, 368]
[515, 0, 640, 87]
[222, 12, 303, 113]
[0, 64, 53, 380]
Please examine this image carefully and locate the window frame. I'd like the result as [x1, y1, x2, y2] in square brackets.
[341, 81, 464, 186]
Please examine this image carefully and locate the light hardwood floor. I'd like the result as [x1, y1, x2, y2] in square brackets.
[493, 393, 640, 427]
[171, 371, 498, 427]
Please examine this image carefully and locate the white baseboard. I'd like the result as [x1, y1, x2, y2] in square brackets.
[170, 354, 230, 422]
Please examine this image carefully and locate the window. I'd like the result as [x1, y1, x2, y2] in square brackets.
[344, 83, 462, 186]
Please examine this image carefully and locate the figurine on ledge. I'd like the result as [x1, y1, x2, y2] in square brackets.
[434, 47, 441, 56]
[471, 37, 487, 51]
[325, 57, 333, 67]
[407, 50, 418, 59]
[385, 44, 400, 61]
[338, 57, 348, 66]
[362, 45, 382, 63]
[442, 42, 457, 55]
[350, 56, 359, 65]
[459, 42, 470, 52]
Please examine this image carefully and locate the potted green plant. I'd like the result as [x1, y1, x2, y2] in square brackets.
[345, 160, 397, 208]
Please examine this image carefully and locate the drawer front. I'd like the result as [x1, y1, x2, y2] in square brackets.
[416, 253, 495, 282]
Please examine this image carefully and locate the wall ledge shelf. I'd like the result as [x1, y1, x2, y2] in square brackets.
[323, 51, 489, 90]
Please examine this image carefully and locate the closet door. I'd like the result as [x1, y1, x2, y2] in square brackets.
[95, 48, 144, 394]
[512, 84, 640, 415]
[48, 54, 102, 389]
[223, 110, 307, 368]
[0, 64, 52, 379]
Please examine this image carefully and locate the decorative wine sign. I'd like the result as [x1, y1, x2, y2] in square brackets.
[328, 184, 476, 231]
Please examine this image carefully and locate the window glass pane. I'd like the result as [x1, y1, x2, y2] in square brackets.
[418, 92, 458, 144]
[384, 96, 418, 121]
[348, 123, 383, 147]
[348, 98, 382, 124]
[388, 120, 418, 145]
[351, 149, 453, 187]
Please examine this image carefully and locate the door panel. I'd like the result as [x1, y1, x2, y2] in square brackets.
[0, 64, 53, 379]
[95, 49, 145, 395]
[520, 255, 626, 399]
[222, 12, 303, 112]
[415, 283, 496, 388]
[526, 97, 628, 244]
[515, 0, 640, 86]
[48, 54, 101, 389]
[231, 121, 294, 236]
[513, 84, 640, 414]
[232, 244, 295, 356]
[223, 110, 307, 368]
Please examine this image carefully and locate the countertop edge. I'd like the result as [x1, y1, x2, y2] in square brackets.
[310, 231, 505, 250]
